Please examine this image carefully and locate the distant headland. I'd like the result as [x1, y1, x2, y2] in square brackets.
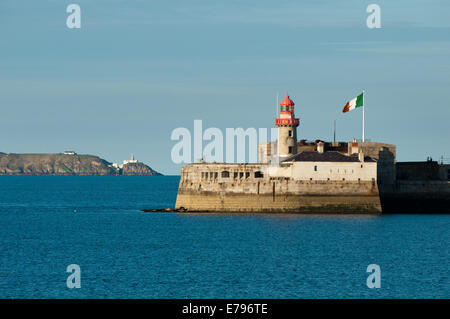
[0, 152, 161, 176]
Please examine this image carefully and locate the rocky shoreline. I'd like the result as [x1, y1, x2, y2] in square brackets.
[141, 207, 186, 213]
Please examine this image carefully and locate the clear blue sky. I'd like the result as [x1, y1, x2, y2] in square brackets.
[1, 0, 449, 174]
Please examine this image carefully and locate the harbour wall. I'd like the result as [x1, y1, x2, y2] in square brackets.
[378, 161, 450, 213]
[175, 163, 382, 213]
[175, 162, 450, 214]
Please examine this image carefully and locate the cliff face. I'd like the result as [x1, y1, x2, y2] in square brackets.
[0, 153, 161, 176]
[121, 162, 161, 176]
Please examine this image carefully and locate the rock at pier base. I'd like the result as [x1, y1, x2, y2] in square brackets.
[141, 207, 187, 213]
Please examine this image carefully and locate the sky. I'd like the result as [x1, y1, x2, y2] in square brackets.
[0, 0, 449, 175]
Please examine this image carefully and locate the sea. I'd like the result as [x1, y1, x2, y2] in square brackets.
[0, 176, 448, 299]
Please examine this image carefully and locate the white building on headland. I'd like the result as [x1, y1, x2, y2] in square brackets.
[111, 153, 139, 170]
[123, 153, 138, 166]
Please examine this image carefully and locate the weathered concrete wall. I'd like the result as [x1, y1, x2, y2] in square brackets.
[263, 161, 378, 182]
[358, 142, 396, 162]
[176, 161, 449, 214]
[176, 192, 382, 213]
[175, 163, 381, 213]
[290, 161, 377, 181]
[396, 161, 443, 181]
[258, 142, 273, 164]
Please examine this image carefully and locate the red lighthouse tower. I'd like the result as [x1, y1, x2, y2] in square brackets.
[275, 93, 300, 158]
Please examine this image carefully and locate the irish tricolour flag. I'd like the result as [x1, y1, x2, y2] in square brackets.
[342, 92, 364, 113]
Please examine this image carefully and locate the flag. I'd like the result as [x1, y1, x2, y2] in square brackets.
[342, 92, 364, 113]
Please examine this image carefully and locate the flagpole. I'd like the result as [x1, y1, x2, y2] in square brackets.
[362, 89, 365, 142]
[333, 119, 336, 143]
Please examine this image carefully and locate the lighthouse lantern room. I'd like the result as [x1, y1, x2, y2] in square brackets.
[275, 93, 300, 158]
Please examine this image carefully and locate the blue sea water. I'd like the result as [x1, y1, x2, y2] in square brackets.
[0, 176, 448, 299]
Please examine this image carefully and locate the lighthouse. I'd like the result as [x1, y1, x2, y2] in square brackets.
[275, 93, 300, 159]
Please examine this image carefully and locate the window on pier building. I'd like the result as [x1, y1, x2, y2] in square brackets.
[314, 165, 317, 171]
[221, 171, 230, 178]
[245, 172, 250, 179]
[239, 172, 244, 179]
[254, 171, 264, 178]
[288, 130, 292, 137]
[214, 172, 218, 179]
[234, 172, 238, 179]
[289, 146, 293, 153]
